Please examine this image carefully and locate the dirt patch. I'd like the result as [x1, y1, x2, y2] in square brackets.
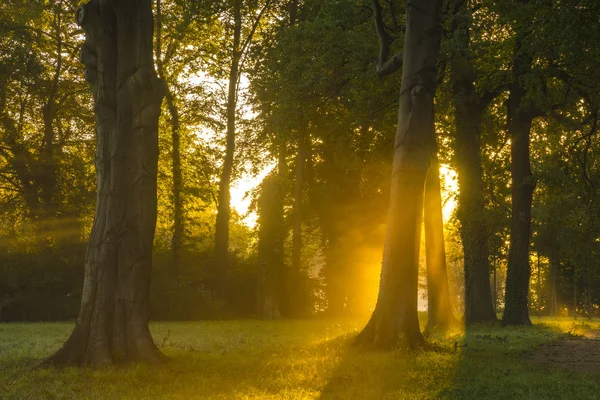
[528, 330, 600, 374]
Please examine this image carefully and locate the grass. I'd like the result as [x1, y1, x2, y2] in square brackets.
[0, 316, 599, 399]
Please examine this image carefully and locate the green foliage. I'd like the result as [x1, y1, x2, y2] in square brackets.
[0, 245, 84, 322]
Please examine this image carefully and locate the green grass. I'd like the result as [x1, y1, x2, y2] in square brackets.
[0, 316, 599, 399]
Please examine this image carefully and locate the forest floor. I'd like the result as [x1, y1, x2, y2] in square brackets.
[0, 316, 599, 399]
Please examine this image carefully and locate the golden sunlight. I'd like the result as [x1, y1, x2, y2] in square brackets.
[439, 164, 459, 223]
[230, 164, 276, 228]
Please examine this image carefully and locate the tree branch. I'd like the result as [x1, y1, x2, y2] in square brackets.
[239, 0, 273, 58]
[372, 0, 403, 78]
[480, 82, 510, 110]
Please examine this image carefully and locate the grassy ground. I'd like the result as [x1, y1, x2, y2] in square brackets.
[0, 316, 599, 399]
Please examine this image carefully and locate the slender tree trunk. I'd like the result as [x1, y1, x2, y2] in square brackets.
[547, 248, 558, 316]
[44, 0, 165, 366]
[502, 35, 535, 325]
[536, 251, 541, 315]
[156, 0, 184, 273]
[424, 156, 457, 329]
[356, 0, 442, 349]
[493, 255, 497, 313]
[36, 1, 63, 245]
[167, 91, 183, 272]
[274, 146, 288, 315]
[290, 129, 307, 316]
[214, 0, 242, 276]
[572, 265, 577, 318]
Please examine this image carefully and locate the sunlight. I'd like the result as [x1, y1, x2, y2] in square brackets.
[230, 164, 276, 228]
[439, 164, 459, 223]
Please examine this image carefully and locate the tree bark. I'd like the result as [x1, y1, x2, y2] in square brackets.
[449, 0, 497, 323]
[356, 0, 442, 349]
[214, 0, 242, 277]
[502, 34, 535, 326]
[424, 156, 457, 329]
[44, 0, 165, 366]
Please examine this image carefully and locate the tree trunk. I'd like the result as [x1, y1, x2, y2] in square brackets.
[256, 174, 283, 320]
[449, 3, 497, 323]
[356, 0, 442, 349]
[547, 248, 559, 316]
[44, 0, 165, 366]
[214, 0, 242, 277]
[156, 0, 184, 273]
[290, 129, 307, 316]
[502, 36, 535, 326]
[424, 156, 457, 329]
[38, 4, 61, 239]
[324, 234, 346, 317]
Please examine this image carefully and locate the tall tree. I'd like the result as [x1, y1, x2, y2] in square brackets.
[155, 0, 184, 273]
[424, 155, 457, 329]
[213, 0, 272, 282]
[256, 173, 284, 319]
[0, 0, 94, 247]
[45, 0, 165, 365]
[447, 0, 500, 322]
[356, 0, 443, 349]
[502, 28, 536, 325]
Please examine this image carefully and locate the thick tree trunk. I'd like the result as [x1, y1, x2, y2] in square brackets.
[424, 156, 457, 329]
[502, 37, 535, 326]
[44, 0, 165, 366]
[357, 0, 442, 349]
[449, 2, 496, 323]
[214, 0, 242, 277]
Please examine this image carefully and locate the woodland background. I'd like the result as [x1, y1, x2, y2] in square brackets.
[0, 0, 599, 322]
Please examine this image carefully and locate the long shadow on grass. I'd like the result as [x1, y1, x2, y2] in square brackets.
[317, 329, 460, 399]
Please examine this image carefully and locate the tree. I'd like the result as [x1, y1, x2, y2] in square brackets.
[256, 173, 284, 319]
[502, 28, 536, 325]
[45, 0, 165, 365]
[213, 0, 273, 282]
[0, 0, 95, 248]
[356, 0, 443, 349]
[424, 155, 457, 329]
[446, 0, 503, 323]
